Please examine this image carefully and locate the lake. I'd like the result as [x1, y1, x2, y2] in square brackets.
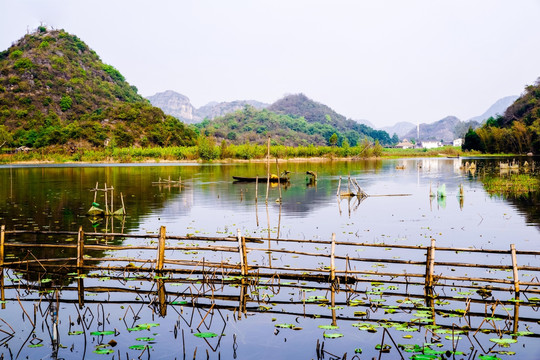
[0, 157, 538, 359]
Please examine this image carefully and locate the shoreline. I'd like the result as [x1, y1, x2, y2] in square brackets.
[1, 153, 525, 166]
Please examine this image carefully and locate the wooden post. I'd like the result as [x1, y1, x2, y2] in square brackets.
[237, 229, 247, 276]
[510, 244, 519, 293]
[93, 182, 98, 203]
[77, 226, 84, 268]
[255, 176, 258, 203]
[347, 174, 351, 195]
[265, 137, 270, 203]
[0, 225, 5, 266]
[104, 183, 109, 215]
[276, 158, 282, 202]
[336, 176, 342, 196]
[425, 238, 436, 288]
[110, 186, 114, 214]
[120, 192, 125, 215]
[330, 233, 336, 282]
[156, 226, 166, 271]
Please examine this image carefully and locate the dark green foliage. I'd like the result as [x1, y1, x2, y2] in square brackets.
[329, 133, 338, 146]
[59, 95, 72, 111]
[472, 78, 540, 154]
[13, 57, 34, 71]
[267, 93, 392, 145]
[462, 128, 484, 152]
[101, 64, 125, 83]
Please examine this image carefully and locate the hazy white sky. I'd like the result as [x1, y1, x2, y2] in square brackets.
[1, 0, 540, 127]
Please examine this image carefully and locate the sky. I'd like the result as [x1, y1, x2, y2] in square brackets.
[1, 0, 540, 128]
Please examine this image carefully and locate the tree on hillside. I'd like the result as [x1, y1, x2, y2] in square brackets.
[329, 133, 338, 146]
[462, 127, 485, 152]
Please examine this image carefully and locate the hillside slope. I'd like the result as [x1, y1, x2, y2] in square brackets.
[0, 27, 196, 148]
[464, 79, 540, 153]
[267, 94, 392, 145]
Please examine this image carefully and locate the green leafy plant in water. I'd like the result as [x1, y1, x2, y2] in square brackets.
[194, 332, 218, 338]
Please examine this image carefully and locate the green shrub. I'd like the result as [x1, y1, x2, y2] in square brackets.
[59, 95, 73, 111]
[9, 50, 23, 59]
[14, 57, 34, 71]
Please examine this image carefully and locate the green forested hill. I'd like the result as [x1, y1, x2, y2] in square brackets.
[0, 27, 196, 148]
[198, 94, 394, 147]
[463, 79, 540, 153]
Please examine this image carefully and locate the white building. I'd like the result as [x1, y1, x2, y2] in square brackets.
[453, 138, 463, 147]
[420, 141, 440, 149]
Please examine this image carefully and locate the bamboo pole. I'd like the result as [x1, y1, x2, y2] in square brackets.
[104, 182, 109, 215]
[77, 226, 84, 268]
[120, 192, 125, 214]
[110, 186, 114, 214]
[336, 176, 342, 196]
[511, 244, 519, 293]
[0, 225, 5, 266]
[237, 229, 246, 276]
[425, 238, 435, 288]
[347, 174, 351, 195]
[93, 182, 98, 203]
[330, 233, 336, 282]
[255, 176, 258, 203]
[156, 226, 166, 271]
[265, 137, 270, 203]
[276, 158, 282, 202]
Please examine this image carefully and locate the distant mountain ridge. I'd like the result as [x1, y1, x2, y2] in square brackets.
[402, 116, 461, 142]
[381, 122, 416, 138]
[146, 90, 268, 124]
[468, 95, 518, 123]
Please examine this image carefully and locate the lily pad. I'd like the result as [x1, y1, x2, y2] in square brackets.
[323, 333, 343, 338]
[90, 331, 115, 336]
[136, 337, 155, 341]
[129, 345, 152, 350]
[489, 338, 517, 345]
[318, 325, 339, 330]
[93, 348, 114, 354]
[194, 332, 218, 338]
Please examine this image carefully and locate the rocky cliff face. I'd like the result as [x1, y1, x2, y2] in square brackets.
[147, 90, 269, 123]
[195, 100, 268, 121]
[402, 116, 461, 142]
[146, 90, 194, 122]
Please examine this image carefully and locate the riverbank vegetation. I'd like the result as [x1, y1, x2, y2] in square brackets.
[463, 78, 540, 154]
[0, 141, 474, 164]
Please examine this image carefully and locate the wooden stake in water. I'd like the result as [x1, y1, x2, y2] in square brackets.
[511, 244, 520, 293]
[156, 226, 166, 271]
[77, 226, 84, 268]
[330, 233, 336, 282]
[255, 176, 259, 203]
[93, 182, 98, 203]
[104, 183, 109, 215]
[336, 176, 342, 196]
[276, 158, 282, 202]
[237, 229, 247, 276]
[0, 225, 5, 267]
[425, 238, 436, 288]
[265, 137, 270, 203]
[110, 186, 114, 214]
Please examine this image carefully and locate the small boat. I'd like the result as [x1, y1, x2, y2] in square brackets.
[233, 175, 289, 183]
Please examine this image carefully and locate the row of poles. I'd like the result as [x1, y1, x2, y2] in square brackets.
[0, 225, 529, 296]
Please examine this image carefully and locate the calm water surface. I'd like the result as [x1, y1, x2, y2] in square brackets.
[0, 157, 538, 359]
